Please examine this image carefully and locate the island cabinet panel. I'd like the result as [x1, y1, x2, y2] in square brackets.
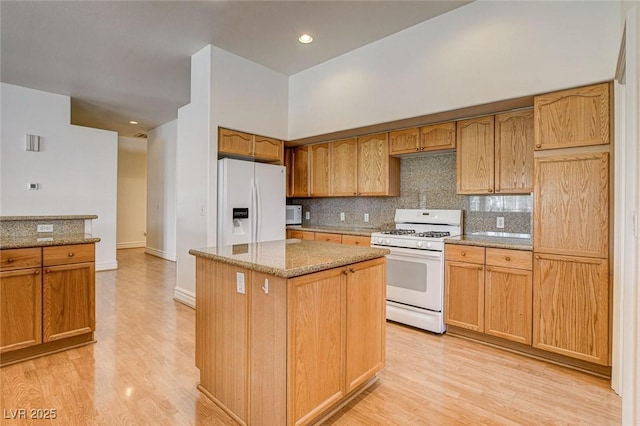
[456, 116, 495, 194]
[288, 268, 345, 426]
[0, 268, 42, 353]
[310, 143, 331, 197]
[533, 152, 609, 258]
[330, 138, 358, 196]
[534, 82, 610, 150]
[250, 272, 287, 426]
[533, 253, 609, 366]
[195, 259, 250, 425]
[345, 258, 385, 393]
[494, 109, 534, 194]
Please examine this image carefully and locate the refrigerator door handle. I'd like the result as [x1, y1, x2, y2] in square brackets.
[253, 180, 262, 243]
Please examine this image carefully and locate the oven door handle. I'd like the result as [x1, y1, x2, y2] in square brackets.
[372, 244, 442, 260]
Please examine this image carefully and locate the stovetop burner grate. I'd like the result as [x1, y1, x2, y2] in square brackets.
[380, 229, 416, 235]
[415, 231, 451, 238]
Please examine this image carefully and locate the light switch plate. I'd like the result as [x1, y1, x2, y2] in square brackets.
[340, 212, 345, 221]
[364, 213, 369, 222]
[305, 211, 310, 220]
[37, 224, 53, 233]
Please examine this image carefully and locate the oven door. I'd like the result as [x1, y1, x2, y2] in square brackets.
[382, 246, 443, 312]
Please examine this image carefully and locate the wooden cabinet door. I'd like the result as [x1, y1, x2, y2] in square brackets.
[495, 109, 533, 194]
[421, 122, 456, 151]
[310, 143, 331, 196]
[341, 235, 371, 247]
[314, 232, 342, 244]
[219, 128, 253, 156]
[253, 135, 283, 163]
[288, 268, 345, 425]
[389, 128, 420, 155]
[42, 262, 95, 342]
[331, 138, 358, 196]
[534, 152, 609, 258]
[285, 148, 293, 197]
[250, 272, 287, 425]
[357, 133, 400, 196]
[533, 253, 609, 365]
[0, 268, 42, 353]
[534, 83, 610, 150]
[456, 116, 495, 194]
[289, 230, 315, 241]
[291, 146, 310, 197]
[444, 261, 485, 332]
[345, 259, 385, 393]
[484, 266, 532, 345]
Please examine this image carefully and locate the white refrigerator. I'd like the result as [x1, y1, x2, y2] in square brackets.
[217, 158, 286, 247]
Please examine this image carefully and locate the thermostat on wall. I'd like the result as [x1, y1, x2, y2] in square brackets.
[28, 183, 39, 190]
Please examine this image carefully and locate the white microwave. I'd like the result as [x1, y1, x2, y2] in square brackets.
[286, 205, 303, 225]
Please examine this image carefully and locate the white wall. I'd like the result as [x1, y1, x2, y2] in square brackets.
[173, 45, 288, 307]
[288, 0, 621, 139]
[0, 83, 118, 270]
[146, 120, 177, 261]
[116, 137, 147, 249]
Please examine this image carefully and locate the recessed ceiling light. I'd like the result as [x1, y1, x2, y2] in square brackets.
[129, 120, 138, 125]
[298, 34, 313, 44]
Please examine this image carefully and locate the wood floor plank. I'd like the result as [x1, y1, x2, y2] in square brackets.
[0, 249, 620, 425]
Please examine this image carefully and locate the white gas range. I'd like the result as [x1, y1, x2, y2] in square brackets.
[370, 209, 462, 333]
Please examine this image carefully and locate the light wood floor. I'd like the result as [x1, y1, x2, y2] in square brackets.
[1, 249, 621, 425]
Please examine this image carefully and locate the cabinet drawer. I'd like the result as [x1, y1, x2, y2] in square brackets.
[341, 235, 371, 247]
[315, 232, 342, 244]
[445, 245, 485, 264]
[486, 248, 532, 270]
[0, 248, 41, 271]
[288, 230, 315, 241]
[43, 244, 94, 266]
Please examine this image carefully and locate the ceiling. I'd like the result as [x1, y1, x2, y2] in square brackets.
[1, 1, 471, 138]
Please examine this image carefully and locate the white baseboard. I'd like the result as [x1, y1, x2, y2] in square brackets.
[174, 286, 195, 308]
[145, 247, 177, 262]
[117, 241, 146, 249]
[96, 261, 118, 271]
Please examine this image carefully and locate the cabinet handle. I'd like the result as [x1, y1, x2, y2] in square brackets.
[349, 268, 355, 273]
[415, 147, 420, 151]
[342, 270, 348, 275]
[495, 188, 501, 193]
[68, 253, 75, 257]
[505, 256, 511, 261]
[536, 144, 542, 148]
[34, 270, 40, 275]
[461, 252, 466, 256]
[7, 258, 14, 263]
[488, 188, 493, 193]
[46, 269, 51, 273]
[478, 266, 483, 270]
[535, 255, 540, 259]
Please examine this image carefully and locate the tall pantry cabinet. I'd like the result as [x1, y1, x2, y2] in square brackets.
[532, 82, 612, 367]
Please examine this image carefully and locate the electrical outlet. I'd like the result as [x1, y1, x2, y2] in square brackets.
[496, 217, 505, 229]
[364, 213, 369, 222]
[305, 211, 310, 220]
[236, 272, 245, 294]
[340, 212, 345, 221]
[37, 224, 53, 233]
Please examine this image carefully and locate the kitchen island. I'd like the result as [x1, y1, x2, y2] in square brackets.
[189, 239, 389, 426]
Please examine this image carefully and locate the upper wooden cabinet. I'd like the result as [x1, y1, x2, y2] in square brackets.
[389, 128, 420, 155]
[389, 122, 456, 156]
[357, 133, 400, 196]
[534, 83, 610, 150]
[284, 148, 293, 197]
[218, 128, 284, 164]
[331, 139, 358, 196]
[310, 143, 330, 197]
[494, 109, 534, 194]
[534, 152, 609, 258]
[291, 146, 310, 197]
[456, 116, 495, 194]
[421, 122, 456, 152]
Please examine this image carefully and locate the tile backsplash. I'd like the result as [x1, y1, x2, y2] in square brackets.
[288, 152, 532, 235]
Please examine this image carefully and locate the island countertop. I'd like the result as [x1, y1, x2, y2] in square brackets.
[189, 239, 390, 278]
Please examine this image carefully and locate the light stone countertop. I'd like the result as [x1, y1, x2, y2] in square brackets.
[286, 225, 382, 237]
[189, 239, 390, 278]
[445, 235, 533, 251]
[0, 234, 101, 249]
[0, 215, 98, 221]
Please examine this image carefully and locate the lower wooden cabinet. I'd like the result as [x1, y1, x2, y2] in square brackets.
[533, 253, 609, 366]
[314, 232, 342, 244]
[0, 244, 96, 365]
[0, 267, 42, 353]
[445, 245, 533, 344]
[286, 229, 372, 247]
